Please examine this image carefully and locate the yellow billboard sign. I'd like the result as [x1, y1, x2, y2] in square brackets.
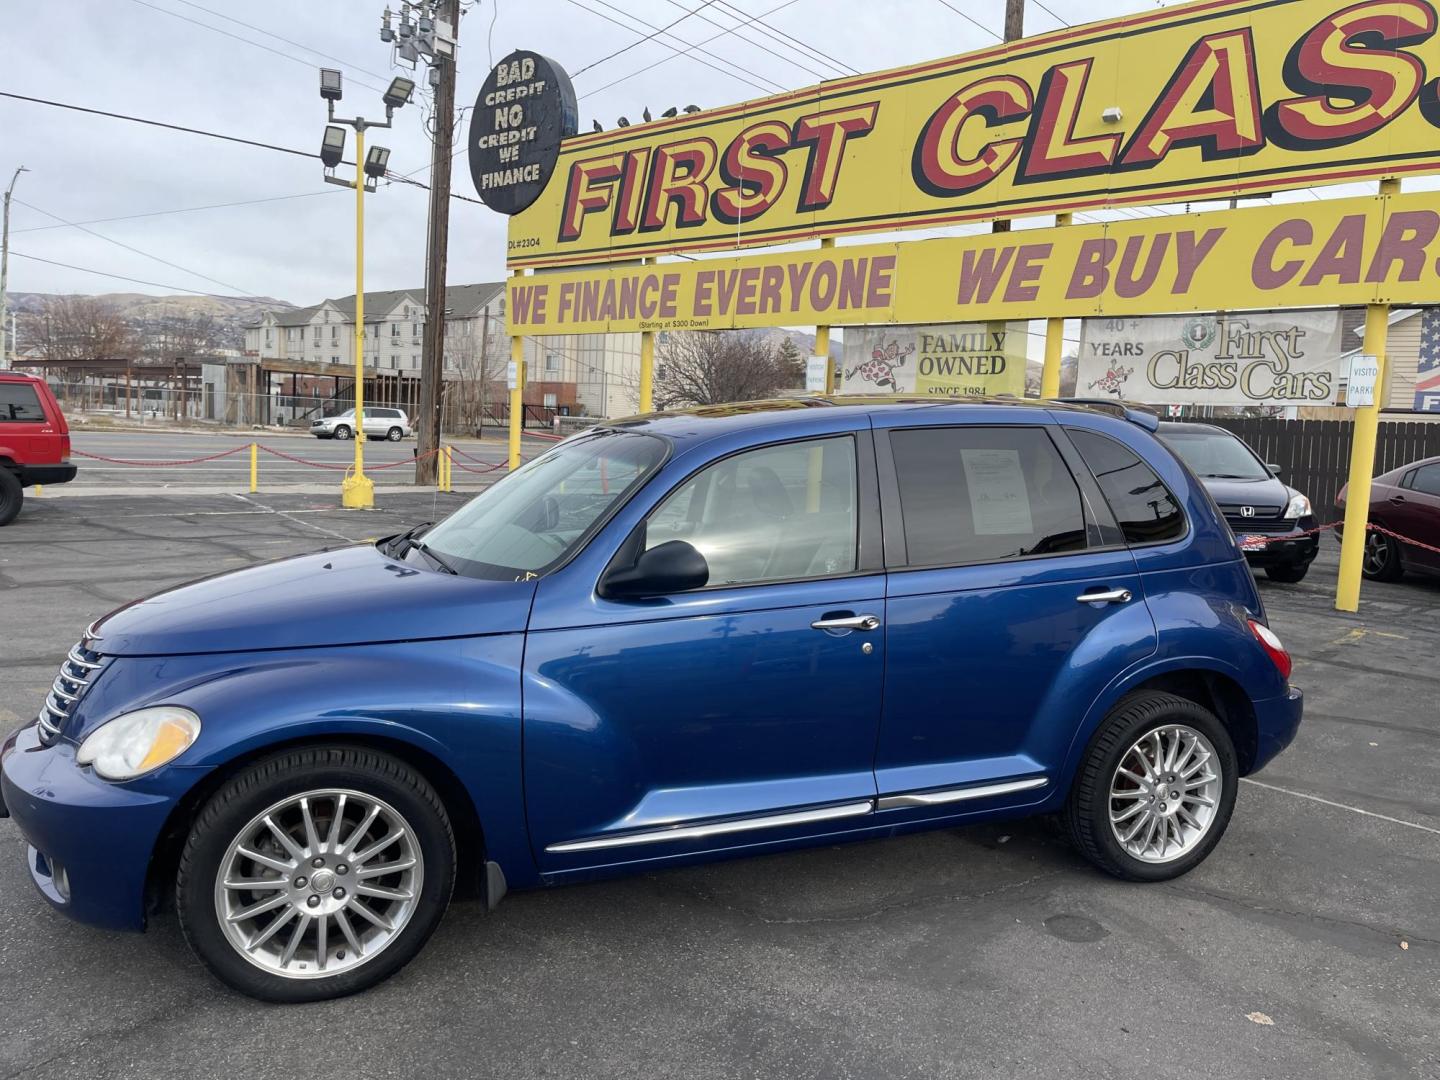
[507, 0, 1440, 269]
[507, 191, 1440, 333]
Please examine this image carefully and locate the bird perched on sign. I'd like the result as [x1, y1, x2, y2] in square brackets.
[643, 107, 652, 123]
[592, 120, 602, 132]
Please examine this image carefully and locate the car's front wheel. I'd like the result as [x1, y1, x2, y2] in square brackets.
[176, 746, 455, 1002]
[387, 427, 404, 442]
[1064, 691, 1237, 881]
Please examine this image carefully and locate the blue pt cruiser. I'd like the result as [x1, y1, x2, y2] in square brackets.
[1, 397, 1302, 1001]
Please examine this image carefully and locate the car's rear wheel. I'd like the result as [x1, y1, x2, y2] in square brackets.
[0, 468, 22, 526]
[176, 746, 455, 1002]
[333, 425, 353, 441]
[1265, 563, 1309, 583]
[1362, 530, 1403, 581]
[1064, 691, 1237, 882]
[387, 427, 403, 442]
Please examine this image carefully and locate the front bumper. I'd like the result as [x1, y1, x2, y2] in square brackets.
[0, 723, 183, 931]
[16, 462, 78, 487]
[1234, 518, 1320, 569]
[1249, 685, 1304, 774]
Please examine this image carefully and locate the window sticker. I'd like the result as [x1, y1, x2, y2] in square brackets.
[961, 448, 1033, 536]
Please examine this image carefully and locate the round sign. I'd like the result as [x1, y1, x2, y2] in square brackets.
[468, 50, 577, 215]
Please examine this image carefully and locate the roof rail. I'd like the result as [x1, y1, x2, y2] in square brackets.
[1052, 397, 1160, 432]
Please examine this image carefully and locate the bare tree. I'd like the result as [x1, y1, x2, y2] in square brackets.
[140, 309, 223, 366]
[30, 296, 136, 364]
[654, 331, 792, 409]
[447, 317, 507, 432]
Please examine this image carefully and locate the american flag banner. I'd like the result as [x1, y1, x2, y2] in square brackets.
[1417, 309, 1440, 413]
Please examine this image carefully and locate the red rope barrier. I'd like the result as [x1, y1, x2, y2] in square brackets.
[1238, 519, 1440, 558]
[73, 446, 250, 466]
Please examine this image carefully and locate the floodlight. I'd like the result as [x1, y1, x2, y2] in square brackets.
[384, 76, 415, 110]
[320, 68, 344, 102]
[364, 144, 392, 179]
[320, 125, 346, 168]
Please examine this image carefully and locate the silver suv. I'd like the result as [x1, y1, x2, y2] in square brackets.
[310, 407, 411, 441]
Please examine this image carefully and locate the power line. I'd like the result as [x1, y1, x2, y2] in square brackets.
[0, 91, 320, 160]
[164, 0, 393, 81]
[10, 251, 257, 300]
[580, 0, 805, 100]
[15, 198, 259, 296]
[564, 0, 777, 97]
[11, 190, 339, 234]
[711, 0, 859, 76]
[1030, 0, 1071, 26]
[572, 0, 724, 78]
[124, 0, 389, 93]
[649, 0, 839, 83]
[931, 0, 1003, 41]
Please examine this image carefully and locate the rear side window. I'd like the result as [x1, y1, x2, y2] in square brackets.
[1411, 464, 1440, 497]
[1069, 430, 1185, 544]
[0, 382, 46, 423]
[889, 427, 1087, 566]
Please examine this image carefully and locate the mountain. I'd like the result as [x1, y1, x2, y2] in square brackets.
[8, 292, 296, 350]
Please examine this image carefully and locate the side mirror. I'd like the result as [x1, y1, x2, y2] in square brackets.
[601, 540, 709, 598]
[1266, 463, 1283, 478]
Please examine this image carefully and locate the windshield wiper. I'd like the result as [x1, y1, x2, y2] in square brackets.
[411, 541, 458, 575]
[1199, 473, 1256, 479]
[382, 521, 432, 558]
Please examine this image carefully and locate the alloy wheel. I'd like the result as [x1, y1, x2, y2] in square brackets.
[214, 789, 424, 980]
[1107, 725, 1221, 864]
[1363, 532, 1388, 576]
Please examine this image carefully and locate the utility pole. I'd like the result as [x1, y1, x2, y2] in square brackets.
[384, 1, 462, 486]
[1, 166, 29, 371]
[991, 0, 1023, 235]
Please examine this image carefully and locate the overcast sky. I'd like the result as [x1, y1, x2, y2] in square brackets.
[6, 0, 1435, 310]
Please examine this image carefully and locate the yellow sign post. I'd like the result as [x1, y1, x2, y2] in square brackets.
[341, 126, 374, 510]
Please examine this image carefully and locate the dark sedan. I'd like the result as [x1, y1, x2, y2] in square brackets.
[1337, 455, 1440, 581]
[1157, 422, 1319, 583]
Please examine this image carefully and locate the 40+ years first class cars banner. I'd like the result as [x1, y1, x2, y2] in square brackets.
[506, 0, 1440, 268]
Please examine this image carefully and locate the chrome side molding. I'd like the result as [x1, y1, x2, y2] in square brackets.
[876, 776, 1048, 811]
[546, 799, 876, 854]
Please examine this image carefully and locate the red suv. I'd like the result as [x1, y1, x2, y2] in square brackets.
[0, 372, 77, 525]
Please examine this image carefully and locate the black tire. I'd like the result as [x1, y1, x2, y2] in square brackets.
[176, 746, 456, 1002]
[0, 469, 22, 527]
[333, 425, 353, 441]
[1063, 691, 1238, 882]
[1362, 530, 1404, 582]
[1264, 563, 1310, 583]
[387, 427, 404, 442]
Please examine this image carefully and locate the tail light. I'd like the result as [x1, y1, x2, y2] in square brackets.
[1248, 619, 1292, 681]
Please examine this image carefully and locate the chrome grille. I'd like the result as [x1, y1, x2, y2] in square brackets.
[37, 631, 105, 746]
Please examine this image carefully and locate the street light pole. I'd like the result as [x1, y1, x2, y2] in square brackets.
[1, 166, 29, 371]
[318, 69, 414, 509]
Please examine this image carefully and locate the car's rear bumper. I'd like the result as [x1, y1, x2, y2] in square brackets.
[0, 723, 182, 931]
[1249, 685, 1303, 774]
[16, 463, 77, 487]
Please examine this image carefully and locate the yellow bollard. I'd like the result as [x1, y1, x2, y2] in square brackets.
[447, 446, 455, 492]
[34, 485, 42, 496]
[250, 442, 258, 493]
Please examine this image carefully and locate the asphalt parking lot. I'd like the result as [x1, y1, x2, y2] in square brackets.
[1, 492, 1436, 1080]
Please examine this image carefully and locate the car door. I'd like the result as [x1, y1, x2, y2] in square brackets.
[363, 408, 391, 437]
[523, 432, 887, 874]
[1391, 464, 1440, 572]
[870, 415, 1161, 820]
[0, 380, 50, 466]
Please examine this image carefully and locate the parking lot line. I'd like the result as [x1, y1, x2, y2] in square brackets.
[1242, 777, 1440, 836]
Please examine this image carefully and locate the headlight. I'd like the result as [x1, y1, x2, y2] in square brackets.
[76, 707, 201, 780]
[1284, 492, 1312, 520]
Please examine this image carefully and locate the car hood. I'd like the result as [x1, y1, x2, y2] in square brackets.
[1196, 474, 1292, 511]
[90, 545, 537, 657]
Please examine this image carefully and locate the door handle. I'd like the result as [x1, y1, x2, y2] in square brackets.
[1076, 588, 1132, 605]
[811, 614, 881, 631]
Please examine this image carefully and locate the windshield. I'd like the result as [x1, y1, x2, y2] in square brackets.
[418, 431, 667, 580]
[1160, 429, 1270, 481]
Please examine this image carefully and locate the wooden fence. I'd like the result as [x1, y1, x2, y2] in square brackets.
[1205, 417, 1440, 522]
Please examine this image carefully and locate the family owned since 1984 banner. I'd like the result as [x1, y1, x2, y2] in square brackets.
[1076, 311, 1347, 407]
[840, 323, 1028, 398]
